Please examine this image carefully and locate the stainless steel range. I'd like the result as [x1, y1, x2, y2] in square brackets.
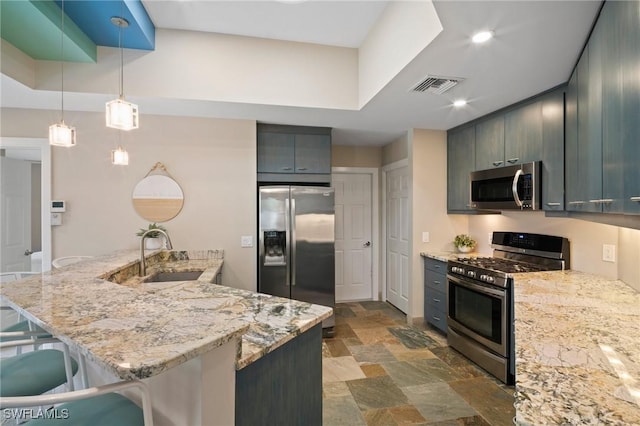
[446, 232, 570, 385]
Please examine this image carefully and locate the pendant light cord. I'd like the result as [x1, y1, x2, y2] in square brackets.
[60, 0, 65, 122]
[119, 0, 124, 98]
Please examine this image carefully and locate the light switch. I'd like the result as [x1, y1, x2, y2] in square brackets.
[422, 232, 430, 243]
[241, 236, 253, 248]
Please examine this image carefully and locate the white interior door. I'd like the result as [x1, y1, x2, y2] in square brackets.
[386, 166, 409, 313]
[333, 173, 373, 302]
[1, 157, 32, 272]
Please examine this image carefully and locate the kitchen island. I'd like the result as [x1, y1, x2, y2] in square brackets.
[513, 270, 640, 425]
[0, 249, 332, 426]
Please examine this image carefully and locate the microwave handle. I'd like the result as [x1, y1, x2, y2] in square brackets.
[512, 169, 523, 207]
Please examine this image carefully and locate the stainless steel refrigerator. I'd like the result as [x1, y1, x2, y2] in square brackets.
[258, 186, 335, 334]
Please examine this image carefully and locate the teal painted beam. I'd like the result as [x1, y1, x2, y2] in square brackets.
[1, 0, 97, 63]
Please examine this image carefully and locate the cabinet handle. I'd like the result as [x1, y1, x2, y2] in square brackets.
[589, 199, 613, 204]
[434, 265, 440, 269]
[281, 167, 293, 171]
[492, 161, 503, 167]
[568, 201, 585, 205]
[433, 280, 441, 285]
[630, 197, 640, 202]
[433, 298, 441, 303]
[507, 158, 519, 164]
[296, 167, 308, 171]
[546, 202, 561, 206]
[466, 203, 477, 208]
[432, 315, 441, 321]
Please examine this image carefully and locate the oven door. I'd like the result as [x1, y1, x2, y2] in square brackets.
[447, 274, 508, 357]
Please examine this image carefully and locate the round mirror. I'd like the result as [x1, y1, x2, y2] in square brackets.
[132, 172, 184, 222]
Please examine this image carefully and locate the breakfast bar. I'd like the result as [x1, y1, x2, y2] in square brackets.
[0, 249, 332, 425]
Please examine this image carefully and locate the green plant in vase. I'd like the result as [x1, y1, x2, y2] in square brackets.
[454, 234, 476, 253]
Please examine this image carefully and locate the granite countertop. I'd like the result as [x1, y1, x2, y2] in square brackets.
[513, 270, 640, 425]
[0, 249, 332, 379]
[420, 251, 481, 262]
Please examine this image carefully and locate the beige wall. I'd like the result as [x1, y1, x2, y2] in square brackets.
[408, 129, 468, 321]
[332, 145, 382, 168]
[1, 108, 257, 291]
[382, 133, 408, 166]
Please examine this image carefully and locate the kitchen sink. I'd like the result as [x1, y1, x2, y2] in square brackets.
[143, 270, 204, 283]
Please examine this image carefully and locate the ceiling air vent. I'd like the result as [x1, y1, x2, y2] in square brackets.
[410, 75, 463, 95]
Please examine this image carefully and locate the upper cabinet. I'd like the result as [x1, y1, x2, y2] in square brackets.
[505, 101, 543, 167]
[565, 0, 640, 215]
[447, 126, 476, 212]
[474, 116, 504, 170]
[257, 124, 332, 184]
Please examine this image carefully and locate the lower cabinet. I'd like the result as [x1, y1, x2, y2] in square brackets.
[423, 257, 447, 333]
[235, 324, 322, 426]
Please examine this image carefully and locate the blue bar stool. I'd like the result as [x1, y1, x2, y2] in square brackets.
[0, 380, 153, 425]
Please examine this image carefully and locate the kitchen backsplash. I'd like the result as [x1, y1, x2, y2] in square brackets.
[469, 211, 640, 291]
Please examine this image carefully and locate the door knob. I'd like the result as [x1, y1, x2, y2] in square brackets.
[363, 241, 371, 247]
[24, 249, 34, 256]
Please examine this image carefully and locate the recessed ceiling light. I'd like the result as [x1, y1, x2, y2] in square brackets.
[472, 31, 494, 44]
[453, 99, 467, 107]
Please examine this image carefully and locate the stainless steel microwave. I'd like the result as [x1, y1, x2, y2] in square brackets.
[469, 161, 541, 210]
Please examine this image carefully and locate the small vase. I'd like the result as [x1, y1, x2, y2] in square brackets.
[145, 237, 163, 250]
[457, 245, 473, 253]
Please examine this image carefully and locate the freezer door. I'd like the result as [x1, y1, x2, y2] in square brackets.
[290, 187, 335, 316]
[259, 186, 290, 299]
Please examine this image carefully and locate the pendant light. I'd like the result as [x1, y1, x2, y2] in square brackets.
[106, 12, 139, 130]
[49, 0, 76, 147]
[111, 146, 129, 165]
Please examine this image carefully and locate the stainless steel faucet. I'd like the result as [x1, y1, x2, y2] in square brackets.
[139, 229, 173, 276]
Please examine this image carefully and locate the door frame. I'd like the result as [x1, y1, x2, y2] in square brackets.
[381, 159, 409, 305]
[331, 167, 379, 301]
[0, 137, 52, 272]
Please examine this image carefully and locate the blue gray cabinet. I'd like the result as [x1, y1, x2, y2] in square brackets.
[505, 101, 543, 167]
[474, 116, 505, 170]
[423, 257, 447, 333]
[620, 0, 640, 214]
[565, 0, 640, 215]
[447, 126, 476, 212]
[540, 89, 565, 210]
[257, 124, 331, 184]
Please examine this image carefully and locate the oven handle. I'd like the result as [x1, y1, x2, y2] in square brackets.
[447, 273, 506, 298]
[512, 169, 523, 207]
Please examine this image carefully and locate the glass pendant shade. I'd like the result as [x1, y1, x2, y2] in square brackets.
[49, 121, 76, 147]
[106, 97, 139, 130]
[111, 146, 129, 165]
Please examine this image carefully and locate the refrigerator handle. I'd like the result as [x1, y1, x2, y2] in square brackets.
[290, 197, 296, 287]
[285, 197, 291, 287]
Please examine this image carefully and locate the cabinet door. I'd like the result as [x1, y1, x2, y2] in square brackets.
[257, 132, 295, 174]
[601, 1, 625, 213]
[576, 49, 592, 211]
[505, 101, 542, 166]
[541, 90, 565, 210]
[565, 67, 581, 210]
[620, 0, 640, 214]
[582, 22, 604, 213]
[294, 134, 331, 174]
[475, 115, 505, 170]
[447, 127, 476, 212]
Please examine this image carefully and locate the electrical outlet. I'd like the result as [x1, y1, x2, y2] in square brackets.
[488, 233, 493, 245]
[422, 232, 430, 243]
[602, 244, 616, 263]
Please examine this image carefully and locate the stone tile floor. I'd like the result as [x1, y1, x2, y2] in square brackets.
[322, 301, 515, 426]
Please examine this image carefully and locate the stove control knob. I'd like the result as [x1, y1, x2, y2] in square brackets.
[467, 271, 476, 278]
[486, 276, 495, 283]
[480, 274, 487, 281]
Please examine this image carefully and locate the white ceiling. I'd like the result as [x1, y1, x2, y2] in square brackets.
[1, 0, 602, 146]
